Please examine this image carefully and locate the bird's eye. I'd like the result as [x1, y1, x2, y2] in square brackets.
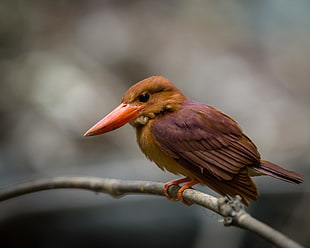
[139, 93, 150, 102]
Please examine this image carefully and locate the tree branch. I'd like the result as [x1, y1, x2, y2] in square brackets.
[0, 177, 304, 248]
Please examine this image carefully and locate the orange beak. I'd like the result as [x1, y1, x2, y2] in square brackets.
[84, 103, 146, 136]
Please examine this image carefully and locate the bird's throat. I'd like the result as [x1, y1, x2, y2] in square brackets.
[132, 115, 150, 126]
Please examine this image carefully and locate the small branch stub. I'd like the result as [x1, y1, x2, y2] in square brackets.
[217, 195, 245, 226]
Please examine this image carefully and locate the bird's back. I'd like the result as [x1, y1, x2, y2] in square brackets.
[149, 101, 261, 204]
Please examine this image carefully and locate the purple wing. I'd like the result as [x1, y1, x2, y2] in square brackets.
[151, 100, 260, 204]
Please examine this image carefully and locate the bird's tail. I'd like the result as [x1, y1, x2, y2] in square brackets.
[254, 160, 303, 184]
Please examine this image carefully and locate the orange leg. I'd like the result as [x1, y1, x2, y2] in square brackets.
[164, 178, 199, 205]
[164, 178, 192, 201]
[177, 179, 199, 205]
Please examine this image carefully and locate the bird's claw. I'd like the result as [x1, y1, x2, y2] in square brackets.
[177, 186, 193, 206]
[163, 178, 199, 205]
[163, 183, 179, 201]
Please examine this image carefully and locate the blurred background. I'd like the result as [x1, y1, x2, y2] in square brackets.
[0, 0, 309, 247]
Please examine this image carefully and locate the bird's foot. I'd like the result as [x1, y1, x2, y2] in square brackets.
[177, 179, 200, 205]
[163, 178, 191, 201]
[164, 178, 199, 205]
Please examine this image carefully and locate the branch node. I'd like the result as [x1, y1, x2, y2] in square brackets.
[218, 195, 244, 226]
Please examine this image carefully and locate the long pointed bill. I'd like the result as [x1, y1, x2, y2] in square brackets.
[84, 103, 146, 136]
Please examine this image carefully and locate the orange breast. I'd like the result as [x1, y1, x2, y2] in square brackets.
[135, 119, 196, 179]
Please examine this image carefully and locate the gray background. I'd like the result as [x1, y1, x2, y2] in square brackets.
[0, 1, 309, 247]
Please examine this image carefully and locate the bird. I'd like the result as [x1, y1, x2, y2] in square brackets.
[84, 76, 303, 205]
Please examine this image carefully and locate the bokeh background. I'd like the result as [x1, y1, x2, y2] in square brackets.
[0, 1, 309, 247]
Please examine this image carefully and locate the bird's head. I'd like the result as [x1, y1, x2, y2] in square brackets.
[84, 76, 187, 136]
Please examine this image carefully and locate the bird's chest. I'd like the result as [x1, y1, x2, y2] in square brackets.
[135, 120, 194, 178]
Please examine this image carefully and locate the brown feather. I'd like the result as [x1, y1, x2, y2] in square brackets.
[255, 160, 303, 184]
[85, 76, 303, 205]
[117, 76, 303, 205]
[151, 100, 260, 204]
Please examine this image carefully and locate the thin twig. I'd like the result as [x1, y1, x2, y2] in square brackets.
[0, 177, 304, 248]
